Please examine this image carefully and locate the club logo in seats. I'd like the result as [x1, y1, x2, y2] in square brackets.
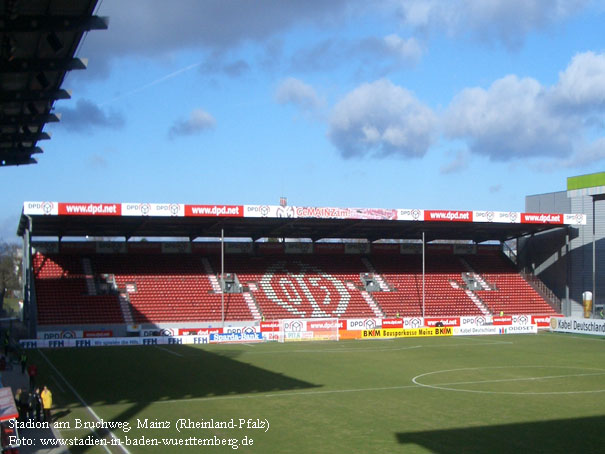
[260, 261, 351, 317]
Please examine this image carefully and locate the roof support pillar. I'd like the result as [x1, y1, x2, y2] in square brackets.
[422, 231, 425, 319]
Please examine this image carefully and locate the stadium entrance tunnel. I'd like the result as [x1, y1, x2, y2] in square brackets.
[396, 415, 605, 453]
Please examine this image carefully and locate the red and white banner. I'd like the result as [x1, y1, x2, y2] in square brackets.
[425, 210, 473, 222]
[381, 318, 403, 329]
[532, 314, 562, 327]
[185, 205, 243, 217]
[460, 316, 490, 327]
[23, 201, 58, 215]
[22, 202, 586, 226]
[521, 213, 564, 224]
[179, 328, 223, 336]
[473, 211, 521, 224]
[397, 209, 424, 221]
[564, 213, 587, 225]
[492, 316, 513, 326]
[425, 317, 460, 327]
[344, 318, 381, 330]
[260, 321, 280, 332]
[122, 203, 184, 217]
[59, 202, 121, 216]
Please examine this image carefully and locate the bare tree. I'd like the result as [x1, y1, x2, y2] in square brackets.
[0, 241, 21, 299]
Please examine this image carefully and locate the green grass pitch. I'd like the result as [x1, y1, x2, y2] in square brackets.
[26, 332, 605, 454]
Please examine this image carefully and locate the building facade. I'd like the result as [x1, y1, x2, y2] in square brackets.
[522, 172, 604, 317]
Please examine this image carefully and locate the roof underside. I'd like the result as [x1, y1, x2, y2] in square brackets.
[19, 214, 567, 243]
[0, 0, 106, 166]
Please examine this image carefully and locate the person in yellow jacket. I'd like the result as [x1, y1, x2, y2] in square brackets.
[41, 385, 52, 422]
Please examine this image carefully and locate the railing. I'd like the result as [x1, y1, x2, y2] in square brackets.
[502, 242, 517, 265]
[520, 268, 562, 313]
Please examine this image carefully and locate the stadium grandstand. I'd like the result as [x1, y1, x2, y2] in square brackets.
[17, 200, 587, 339]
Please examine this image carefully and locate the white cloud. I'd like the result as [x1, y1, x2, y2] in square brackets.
[563, 137, 605, 168]
[398, 0, 588, 48]
[445, 75, 575, 159]
[551, 51, 605, 110]
[444, 51, 605, 163]
[82, 0, 364, 77]
[168, 109, 216, 139]
[328, 79, 437, 158]
[290, 33, 423, 76]
[382, 34, 424, 62]
[275, 78, 322, 110]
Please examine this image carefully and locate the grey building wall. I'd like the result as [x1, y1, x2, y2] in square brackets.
[525, 191, 570, 214]
[523, 190, 604, 317]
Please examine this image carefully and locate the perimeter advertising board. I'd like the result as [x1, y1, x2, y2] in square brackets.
[361, 327, 453, 338]
[550, 317, 605, 336]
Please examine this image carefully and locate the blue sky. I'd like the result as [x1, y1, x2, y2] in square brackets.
[3, 0, 605, 240]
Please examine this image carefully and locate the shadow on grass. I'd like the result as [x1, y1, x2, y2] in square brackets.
[396, 414, 605, 454]
[31, 344, 320, 453]
[35, 344, 318, 406]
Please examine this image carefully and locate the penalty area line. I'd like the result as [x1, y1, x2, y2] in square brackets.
[38, 349, 130, 454]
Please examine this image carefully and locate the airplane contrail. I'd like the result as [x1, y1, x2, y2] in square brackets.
[100, 61, 202, 106]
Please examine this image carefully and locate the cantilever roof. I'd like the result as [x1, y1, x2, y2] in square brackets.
[0, 0, 107, 166]
[17, 201, 586, 243]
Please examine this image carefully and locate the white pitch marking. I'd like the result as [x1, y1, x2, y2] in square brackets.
[412, 365, 605, 395]
[155, 346, 183, 357]
[241, 341, 511, 355]
[155, 365, 605, 405]
[38, 349, 131, 454]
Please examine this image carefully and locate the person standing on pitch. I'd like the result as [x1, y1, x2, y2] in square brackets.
[20, 351, 27, 374]
[41, 385, 52, 422]
[33, 388, 42, 422]
[27, 363, 38, 390]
